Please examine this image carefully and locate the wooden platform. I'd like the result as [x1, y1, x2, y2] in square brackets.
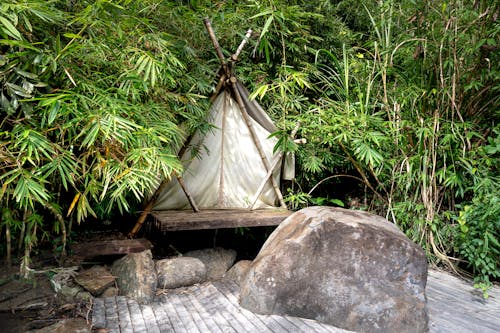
[426, 270, 500, 332]
[151, 209, 292, 232]
[92, 269, 500, 333]
[92, 280, 351, 333]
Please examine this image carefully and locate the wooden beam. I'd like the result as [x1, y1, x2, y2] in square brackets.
[71, 238, 152, 258]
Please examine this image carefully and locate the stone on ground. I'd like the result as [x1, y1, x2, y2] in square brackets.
[74, 265, 115, 296]
[111, 250, 157, 303]
[156, 256, 207, 289]
[184, 247, 236, 280]
[101, 286, 119, 297]
[224, 260, 252, 286]
[239, 206, 428, 333]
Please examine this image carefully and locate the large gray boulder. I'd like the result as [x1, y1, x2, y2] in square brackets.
[240, 206, 428, 333]
[111, 250, 157, 303]
[156, 257, 207, 289]
[184, 247, 236, 280]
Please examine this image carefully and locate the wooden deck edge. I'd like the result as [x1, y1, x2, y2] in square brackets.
[150, 209, 293, 231]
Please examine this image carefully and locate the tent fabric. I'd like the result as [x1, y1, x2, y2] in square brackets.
[236, 81, 277, 134]
[153, 90, 281, 211]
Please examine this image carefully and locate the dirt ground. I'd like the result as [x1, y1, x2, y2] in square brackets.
[0, 225, 265, 332]
[0, 256, 92, 332]
[0, 230, 125, 332]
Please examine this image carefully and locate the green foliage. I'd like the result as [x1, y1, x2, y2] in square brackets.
[251, 0, 499, 293]
[0, 0, 497, 293]
[454, 129, 500, 297]
[0, 0, 213, 266]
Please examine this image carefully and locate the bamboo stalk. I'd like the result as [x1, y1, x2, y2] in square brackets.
[230, 77, 287, 208]
[128, 135, 193, 238]
[250, 123, 300, 210]
[218, 93, 228, 207]
[203, 18, 286, 207]
[232, 29, 252, 61]
[250, 153, 282, 210]
[176, 174, 200, 212]
[6, 223, 11, 266]
[128, 178, 170, 238]
[210, 73, 226, 103]
[45, 202, 67, 258]
[20, 215, 36, 279]
[18, 215, 25, 252]
[203, 18, 227, 68]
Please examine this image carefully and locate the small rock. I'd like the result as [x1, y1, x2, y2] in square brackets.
[111, 250, 157, 303]
[184, 247, 236, 280]
[76, 291, 92, 302]
[224, 260, 252, 286]
[156, 257, 206, 289]
[74, 266, 115, 296]
[100, 286, 119, 297]
[56, 285, 82, 304]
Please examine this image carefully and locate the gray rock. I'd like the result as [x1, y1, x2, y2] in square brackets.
[184, 247, 236, 280]
[223, 260, 252, 286]
[76, 291, 92, 302]
[111, 250, 157, 303]
[56, 284, 82, 304]
[101, 286, 119, 297]
[156, 257, 207, 289]
[240, 206, 428, 333]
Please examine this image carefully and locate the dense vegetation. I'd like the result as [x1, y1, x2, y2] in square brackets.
[1, 0, 498, 294]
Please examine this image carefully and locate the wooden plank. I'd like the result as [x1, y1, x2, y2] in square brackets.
[151, 302, 175, 333]
[140, 303, 161, 333]
[204, 283, 278, 333]
[185, 291, 229, 333]
[92, 298, 106, 329]
[426, 269, 500, 333]
[285, 316, 335, 333]
[159, 294, 189, 333]
[191, 284, 244, 333]
[127, 298, 148, 333]
[151, 209, 292, 231]
[175, 291, 216, 333]
[116, 297, 134, 333]
[104, 296, 120, 333]
[168, 293, 201, 333]
[71, 238, 152, 258]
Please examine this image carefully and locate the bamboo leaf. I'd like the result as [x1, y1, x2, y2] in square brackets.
[67, 192, 81, 217]
[48, 100, 61, 125]
[260, 15, 274, 39]
[0, 15, 22, 40]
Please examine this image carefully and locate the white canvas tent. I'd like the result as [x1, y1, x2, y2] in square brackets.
[128, 19, 292, 237]
[153, 81, 282, 210]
